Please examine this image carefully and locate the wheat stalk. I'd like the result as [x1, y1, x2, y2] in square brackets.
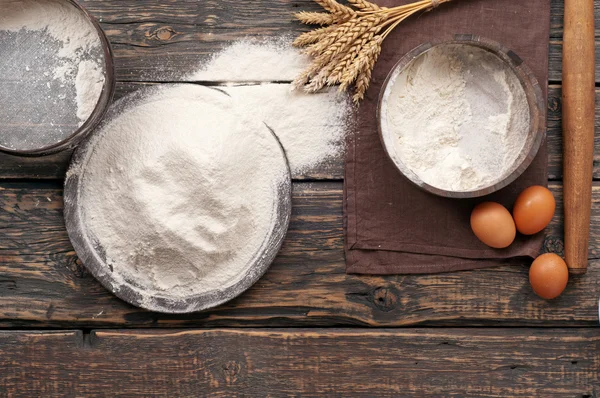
[295, 11, 338, 25]
[314, 0, 357, 17]
[302, 18, 357, 57]
[293, 25, 336, 47]
[339, 36, 382, 91]
[293, 0, 453, 104]
[352, 38, 383, 102]
[347, 0, 382, 12]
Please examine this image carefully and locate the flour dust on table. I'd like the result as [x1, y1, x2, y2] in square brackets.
[72, 85, 289, 311]
[223, 84, 351, 175]
[189, 36, 309, 82]
[188, 37, 353, 175]
[0, 0, 105, 151]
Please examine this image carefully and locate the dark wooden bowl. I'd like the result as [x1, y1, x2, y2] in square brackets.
[377, 34, 545, 199]
[0, 0, 115, 157]
[64, 85, 292, 313]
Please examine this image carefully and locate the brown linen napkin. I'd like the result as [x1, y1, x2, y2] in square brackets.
[344, 0, 550, 274]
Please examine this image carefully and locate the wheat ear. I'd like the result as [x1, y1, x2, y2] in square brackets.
[293, 25, 336, 47]
[293, 0, 453, 103]
[295, 12, 338, 25]
[347, 0, 381, 11]
[314, 0, 357, 17]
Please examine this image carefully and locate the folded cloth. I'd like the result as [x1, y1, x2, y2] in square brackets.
[344, 0, 550, 274]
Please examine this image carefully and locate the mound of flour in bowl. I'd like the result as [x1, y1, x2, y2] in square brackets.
[382, 44, 530, 192]
[0, 0, 105, 150]
[77, 85, 289, 301]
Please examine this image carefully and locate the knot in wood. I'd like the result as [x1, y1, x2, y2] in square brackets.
[543, 236, 564, 257]
[147, 26, 177, 42]
[547, 95, 561, 113]
[371, 287, 398, 312]
[67, 254, 90, 279]
[222, 360, 241, 384]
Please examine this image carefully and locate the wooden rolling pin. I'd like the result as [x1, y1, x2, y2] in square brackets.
[563, 0, 595, 274]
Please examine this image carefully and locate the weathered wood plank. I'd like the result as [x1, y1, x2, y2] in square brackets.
[549, 0, 600, 38]
[0, 181, 598, 327]
[0, 1, 590, 88]
[0, 329, 598, 396]
[0, 151, 71, 180]
[81, 0, 318, 82]
[0, 84, 595, 180]
[0, 331, 82, 394]
[81, 0, 591, 41]
[0, 0, 577, 85]
[75, 0, 593, 83]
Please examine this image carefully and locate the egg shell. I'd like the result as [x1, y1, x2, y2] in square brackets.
[513, 186, 556, 235]
[470, 202, 516, 249]
[529, 253, 568, 299]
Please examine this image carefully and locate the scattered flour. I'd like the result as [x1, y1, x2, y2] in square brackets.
[76, 60, 105, 121]
[222, 84, 350, 174]
[381, 43, 530, 192]
[0, 0, 106, 150]
[188, 37, 352, 175]
[188, 37, 309, 82]
[77, 85, 289, 308]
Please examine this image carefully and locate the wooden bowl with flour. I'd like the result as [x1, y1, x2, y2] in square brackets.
[377, 35, 545, 199]
[64, 85, 292, 314]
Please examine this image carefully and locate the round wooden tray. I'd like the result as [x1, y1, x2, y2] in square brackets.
[64, 85, 292, 313]
[378, 34, 546, 199]
[0, 0, 115, 157]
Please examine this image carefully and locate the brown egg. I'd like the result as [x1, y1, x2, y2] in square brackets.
[470, 202, 516, 249]
[513, 186, 556, 235]
[529, 253, 568, 299]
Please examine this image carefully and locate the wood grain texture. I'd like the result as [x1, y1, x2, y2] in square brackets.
[71, 0, 593, 83]
[0, 329, 598, 397]
[0, 181, 598, 327]
[79, 0, 320, 82]
[0, 84, 598, 181]
[0, 0, 588, 90]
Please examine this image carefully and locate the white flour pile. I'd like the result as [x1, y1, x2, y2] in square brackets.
[76, 85, 288, 306]
[188, 37, 352, 175]
[190, 37, 308, 82]
[0, 0, 105, 150]
[222, 84, 350, 174]
[382, 44, 530, 192]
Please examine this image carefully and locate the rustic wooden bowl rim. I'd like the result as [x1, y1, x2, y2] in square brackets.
[377, 34, 546, 199]
[64, 85, 293, 314]
[0, 0, 116, 157]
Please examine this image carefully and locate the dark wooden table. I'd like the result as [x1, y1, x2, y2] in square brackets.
[1, 1, 599, 396]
